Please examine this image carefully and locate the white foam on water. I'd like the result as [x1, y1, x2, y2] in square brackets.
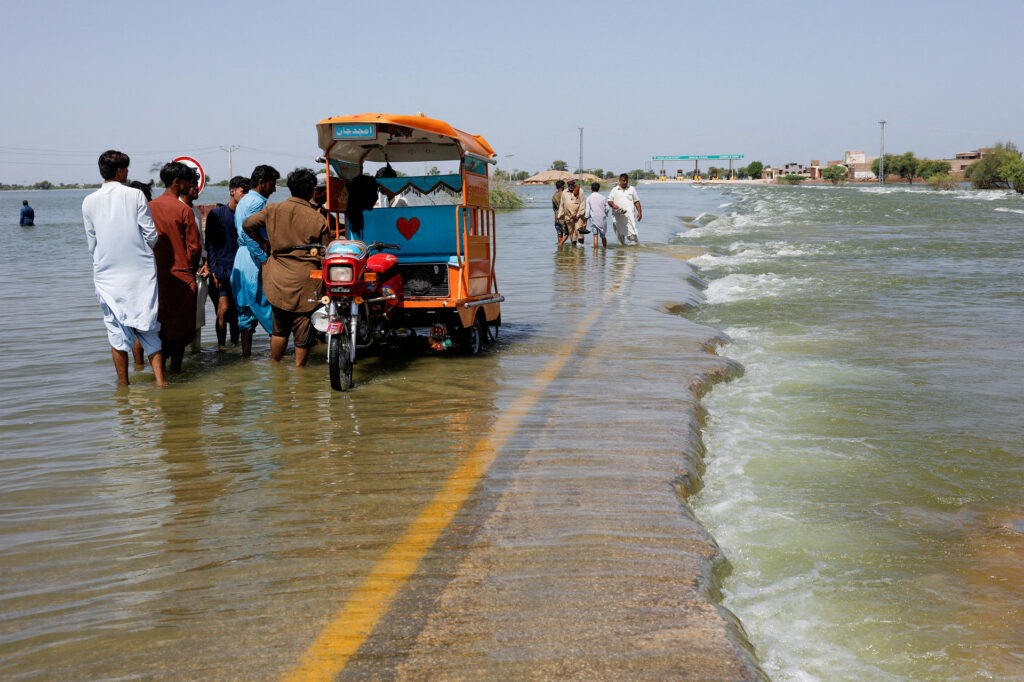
[704, 273, 806, 304]
[994, 206, 1024, 215]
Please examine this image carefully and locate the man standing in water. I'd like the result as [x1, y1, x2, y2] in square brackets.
[19, 200, 34, 226]
[205, 176, 249, 350]
[231, 164, 279, 358]
[551, 179, 565, 244]
[584, 182, 609, 248]
[179, 176, 209, 353]
[149, 162, 202, 372]
[243, 168, 329, 367]
[81, 150, 165, 386]
[557, 178, 587, 246]
[608, 173, 642, 245]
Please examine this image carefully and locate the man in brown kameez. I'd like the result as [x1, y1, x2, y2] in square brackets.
[149, 162, 202, 372]
[243, 168, 329, 367]
[557, 177, 587, 246]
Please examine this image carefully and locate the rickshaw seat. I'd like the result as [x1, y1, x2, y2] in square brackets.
[359, 205, 460, 262]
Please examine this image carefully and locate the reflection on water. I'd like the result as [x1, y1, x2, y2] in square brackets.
[0, 185, 748, 677]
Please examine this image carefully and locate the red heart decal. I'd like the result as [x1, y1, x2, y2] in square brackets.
[396, 217, 420, 240]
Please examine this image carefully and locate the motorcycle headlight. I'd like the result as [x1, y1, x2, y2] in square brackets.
[327, 264, 353, 283]
[311, 306, 330, 333]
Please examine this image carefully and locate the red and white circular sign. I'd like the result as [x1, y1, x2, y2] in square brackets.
[173, 156, 205, 194]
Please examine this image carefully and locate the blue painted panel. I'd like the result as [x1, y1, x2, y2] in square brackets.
[376, 175, 461, 196]
[356, 206, 458, 259]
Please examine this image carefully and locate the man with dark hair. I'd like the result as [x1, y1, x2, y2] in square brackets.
[82, 149, 165, 386]
[608, 173, 642, 245]
[231, 164, 279, 357]
[19, 200, 34, 226]
[205, 176, 249, 349]
[312, 173, 341, 236]
[557, 177, 586, 246]
[242, 168, 329, 367]
[551, 179, 566, 243]
[584, 181, 609, 248]
[149, 161, 202, 372]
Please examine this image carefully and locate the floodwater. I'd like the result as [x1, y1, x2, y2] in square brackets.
[1, 182, 1023, 680]
[1, 185, 751, 679]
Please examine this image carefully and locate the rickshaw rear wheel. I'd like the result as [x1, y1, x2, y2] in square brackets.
[328, 333, 353, 391]
[460, 314, 485, 356]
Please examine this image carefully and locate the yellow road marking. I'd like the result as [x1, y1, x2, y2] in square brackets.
[283, 256, 636, 682]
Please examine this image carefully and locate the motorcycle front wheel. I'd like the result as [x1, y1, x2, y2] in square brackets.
[327, 331, 353, 391]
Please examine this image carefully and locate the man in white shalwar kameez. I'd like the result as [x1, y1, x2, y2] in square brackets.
[82, 150, 166, 386]
[607, 173, 643, 245]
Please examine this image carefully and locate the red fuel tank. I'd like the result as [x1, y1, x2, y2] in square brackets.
[366, 253, 398, 273]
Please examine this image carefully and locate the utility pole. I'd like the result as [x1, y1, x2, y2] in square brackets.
[878, 121, 886, 185]
[505, 154, 514, 182]
[577, 126, 583, 183]
[220, 145, 240, 181]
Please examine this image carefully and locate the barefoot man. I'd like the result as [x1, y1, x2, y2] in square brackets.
[82, 150, 166, 386]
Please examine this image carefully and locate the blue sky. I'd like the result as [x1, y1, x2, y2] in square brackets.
[2, 0, 1021, 184]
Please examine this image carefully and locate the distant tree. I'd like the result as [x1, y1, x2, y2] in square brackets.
[966, 142, 1021, 189]
[1000, 157, 1024, 193]
[893, 152, 919, 184]
[604, 171, 616, 179]
[915, 159, 951, 180]
[550, 160, 568, 171]
[821, 165, 848, 184]
[780, 174, 805, 185]
[33, 180, 54, 190]
[427, 166, 441, 176]
[746, 161, 765, 179]
[513, 170, 529, 182]
[871, 154, 898, 182]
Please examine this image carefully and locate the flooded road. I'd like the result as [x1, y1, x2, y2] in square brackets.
[1, 186, 757, 679]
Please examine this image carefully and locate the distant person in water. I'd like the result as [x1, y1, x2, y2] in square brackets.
[81, 150, 165, 386]
[205, 176, 249, 349]
[608, 173, 642, 245]
[584, 182, 609, 248]
[19, 200, 34, 226]
[551, 179, 566, 243]
[231, 164, 279, 357]
[557, 178, 586, 246]
[149, 162, 202, 372]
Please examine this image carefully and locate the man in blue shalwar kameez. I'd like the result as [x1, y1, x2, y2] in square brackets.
[231, 164, 278, 357]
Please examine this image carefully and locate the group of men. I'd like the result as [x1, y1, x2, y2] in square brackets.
[82, 150, 331, 386]
[551, 174, 642, 247]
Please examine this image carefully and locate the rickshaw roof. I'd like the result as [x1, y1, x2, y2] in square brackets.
[316, 113, 496, 165]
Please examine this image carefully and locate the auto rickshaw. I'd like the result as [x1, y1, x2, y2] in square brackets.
[311, 113, 503, 389]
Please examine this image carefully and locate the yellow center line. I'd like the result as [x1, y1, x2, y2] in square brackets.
[283, 256, 637, 682]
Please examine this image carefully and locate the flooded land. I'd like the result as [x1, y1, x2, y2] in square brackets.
[2, 183, 1023, 680]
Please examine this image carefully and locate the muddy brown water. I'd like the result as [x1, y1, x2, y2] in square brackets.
[1, 186, 756, 679]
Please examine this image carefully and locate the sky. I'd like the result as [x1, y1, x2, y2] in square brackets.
[2, 0, 1022, 184]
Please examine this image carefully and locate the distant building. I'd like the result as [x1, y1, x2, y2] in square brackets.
[941, 148, 996, 174]
[845, 150, 878, 180]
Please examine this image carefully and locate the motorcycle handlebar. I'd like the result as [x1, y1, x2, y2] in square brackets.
[369, 241, 401, 252]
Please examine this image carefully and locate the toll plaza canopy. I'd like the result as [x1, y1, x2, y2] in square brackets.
[316, 113, 496, 165]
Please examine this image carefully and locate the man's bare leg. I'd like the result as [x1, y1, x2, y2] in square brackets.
[132, 339, 144, 367]
[149, 351, 167, 387]
[241, 330, 253, 358]
[111, 348, 130, 386]
[215, 296, 230, 349]
[270, 335, 288, 362]
[295, 345, 310, 367]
